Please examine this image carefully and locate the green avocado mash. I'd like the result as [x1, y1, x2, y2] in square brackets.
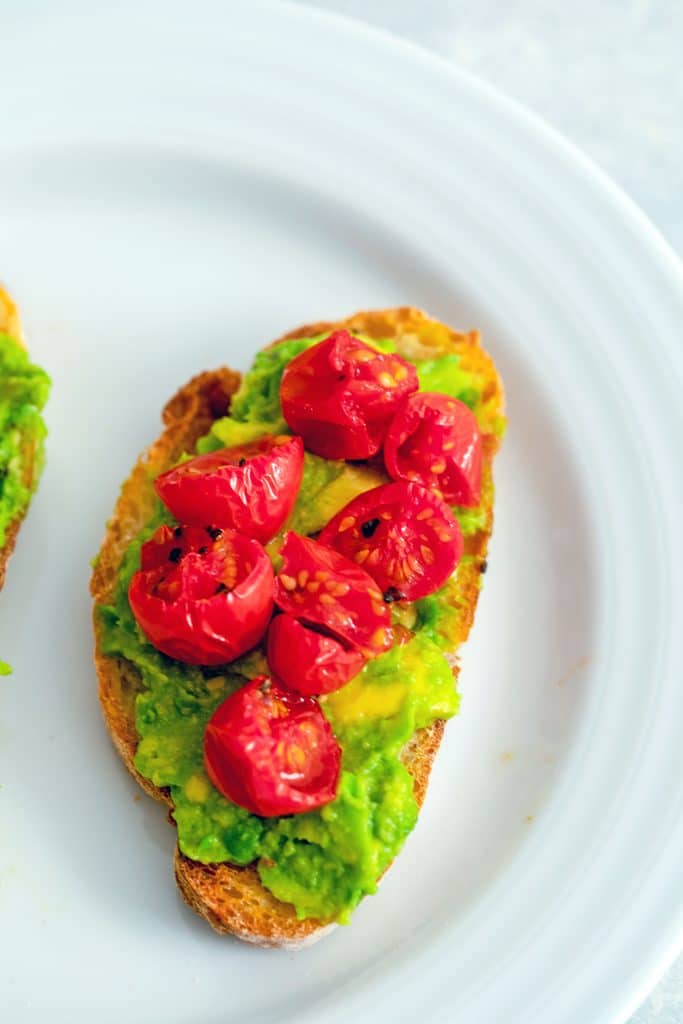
[98, 330, 494, 922]
[0, 333, 50, 548]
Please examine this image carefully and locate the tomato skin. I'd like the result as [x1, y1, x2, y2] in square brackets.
[318, 480, 463, 601]
[274, 531, 392, 658]
[204, 676, 341, 816]
[384, 392, 482, 506]
[154, 435, 304, 544]
[266, 614, 366, 695]
[280, 331, 418, 460]
[128, 525, 274, 665]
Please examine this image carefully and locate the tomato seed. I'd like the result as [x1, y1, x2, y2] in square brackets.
[361, 518, 381, 538]
[354, 549, 369, 564]
[420, 545, 435, 565]
[371, 627, 389, 648]
[280, 574, 297, 591]
[416, 508, 433, 521]
[339, 516, 356, 532]
[378, 371, 396, 388]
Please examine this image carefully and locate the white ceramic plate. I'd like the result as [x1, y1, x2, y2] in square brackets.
[1, 3, 682, 1022]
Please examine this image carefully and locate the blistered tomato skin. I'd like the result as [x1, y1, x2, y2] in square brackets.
[280, 331, 418, 460]
[384, 392, 482, 506]
[128, 524, 274, 665]
[318, 480, 463, 601]
[204, 676, 341, 816]
[274, 532, 392, 658]
[267, 613, 366, 695]
[154, 435, 304, 544]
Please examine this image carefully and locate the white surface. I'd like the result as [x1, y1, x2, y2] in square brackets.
[293, 7, 683, 1018]
[0, 2, 682, 1022]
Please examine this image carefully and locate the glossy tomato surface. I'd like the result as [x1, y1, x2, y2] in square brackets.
[280, 331, 418, 459]
[274, 531, 392, 657]
[129, 524, 273, 664]
[154, 435, 303, 543]
[204, 676, 341, 816]
[266, 613, 366, 695]
[384, 392, 482, 506]
[318, 480, 463, 601]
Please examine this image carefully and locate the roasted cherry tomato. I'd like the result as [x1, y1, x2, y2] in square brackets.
[129, 524, 273, 665]
[204, 676, 341, 816]
[280, 331, 418, 460]
[154, 435, 304, 544]
[384, 392, 482, 506]
[274, 531, 392, 658]
[318, 480, 463, 601]
[266, 613, 366, 695]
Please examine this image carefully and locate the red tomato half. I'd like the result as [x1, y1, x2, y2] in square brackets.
[204, 676, 341, 816]
[318, 480, 463, 601]
[266, 614, 366, 695]
[129, 524, 273, 665]
[274, 532, 392, 658]
[280, 331, 418, 459]
[384, 392, 482, 506]
[154, 435, 304, 544]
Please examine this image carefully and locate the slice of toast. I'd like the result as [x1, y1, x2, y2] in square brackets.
[0, 286, 42, 593]
[91, 307, 504, 948]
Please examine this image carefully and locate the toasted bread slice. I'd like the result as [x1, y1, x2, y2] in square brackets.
[91, 307, 504, 948]
[0, 286, 42, 593]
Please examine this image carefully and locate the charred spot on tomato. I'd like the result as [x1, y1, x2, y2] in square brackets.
[215, 582, 228, 594]
[480, 559, 488, 574]
[198, 545, 208, 555]
[173, 526, 184, 538]
[361, 517, 381, 538]
[168, 546, 182, 564]
[206, 526, 223, 540]
[238, 457, 247, 467]
[383, 586, 405, 603]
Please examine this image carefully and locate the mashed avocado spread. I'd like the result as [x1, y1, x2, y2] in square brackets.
[98, 333, 493, 921]
[0, 333, 50, 549]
